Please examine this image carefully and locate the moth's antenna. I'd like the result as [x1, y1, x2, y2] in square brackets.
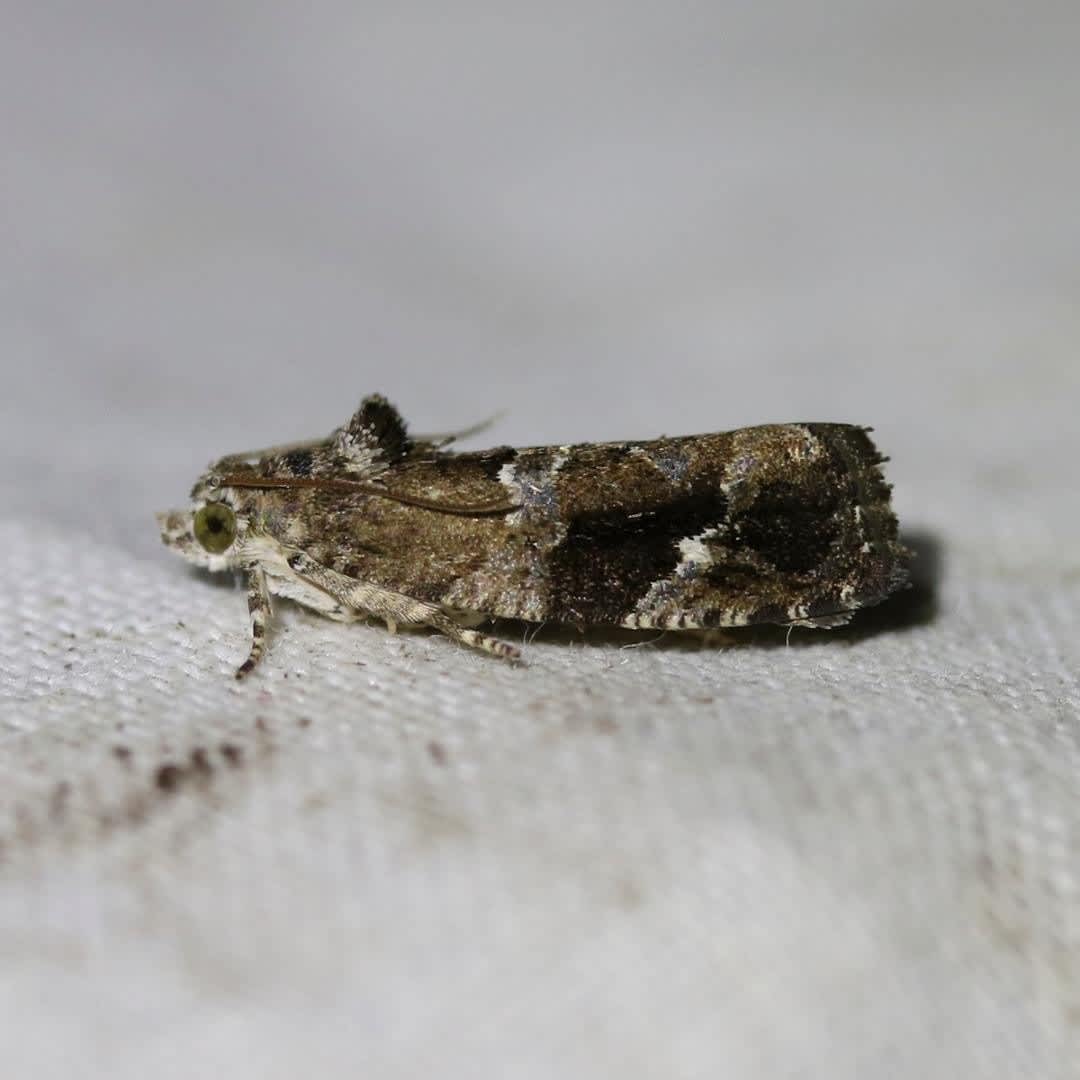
[414, 410, 508, 449]
[220, 473, 519, 517]
[216, 437, 330, 468]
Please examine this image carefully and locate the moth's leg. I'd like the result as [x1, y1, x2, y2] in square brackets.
[421, 610, 521, 661]
[236, 565, 272, 679]
[787, 612, 854, 630]
[285, 551, 520, 661]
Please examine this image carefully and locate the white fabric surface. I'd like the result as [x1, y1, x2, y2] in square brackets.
[3, 3, 1079, 1076]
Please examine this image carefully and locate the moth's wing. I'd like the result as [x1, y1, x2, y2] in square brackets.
[315, 435, 743, 625]
[619, 424, 909, 630]
[298, 423, 907, 631]
[296, 444, 539, 612]
[427, 424, 905, 630]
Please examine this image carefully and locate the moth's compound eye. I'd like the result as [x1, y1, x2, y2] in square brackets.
[193, 503, 237, 554]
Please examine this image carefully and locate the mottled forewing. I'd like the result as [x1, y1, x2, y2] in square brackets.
[253, 423, 907, 630]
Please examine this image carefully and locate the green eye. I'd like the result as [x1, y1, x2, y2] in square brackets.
[193, 503, 237, 554]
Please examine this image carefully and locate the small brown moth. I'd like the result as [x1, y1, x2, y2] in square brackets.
[158, 395, 908, 676]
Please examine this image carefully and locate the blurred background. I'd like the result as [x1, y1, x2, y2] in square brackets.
[3, 1, 1077, 566]
[3, 3, 1080, 1077]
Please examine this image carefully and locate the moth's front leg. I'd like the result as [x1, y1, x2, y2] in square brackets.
[236, 564, 272, 679]
[285, 550, 520, 662]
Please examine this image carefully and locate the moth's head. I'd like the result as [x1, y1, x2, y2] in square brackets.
[157, 466, 254, 571]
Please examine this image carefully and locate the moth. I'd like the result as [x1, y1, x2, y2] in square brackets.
[158, 395, 909, 676]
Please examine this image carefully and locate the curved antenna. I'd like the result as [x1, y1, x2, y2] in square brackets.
[413, 410, 507, 449]
[219, 473, 519, 517]
[215, 436, 332, 468]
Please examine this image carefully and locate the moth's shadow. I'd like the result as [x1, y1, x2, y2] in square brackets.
[816, 527, 942, 645]
[515, 528, 942, 654]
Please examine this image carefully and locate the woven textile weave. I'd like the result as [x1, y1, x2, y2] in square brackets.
[3, 3, 1079, 1076]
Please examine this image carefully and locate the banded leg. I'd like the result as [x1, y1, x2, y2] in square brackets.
[285, 550, 520, 661]
[236, 565, 272, 678]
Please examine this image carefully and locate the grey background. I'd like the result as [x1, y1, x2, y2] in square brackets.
[3, 2, 1080, 1077]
